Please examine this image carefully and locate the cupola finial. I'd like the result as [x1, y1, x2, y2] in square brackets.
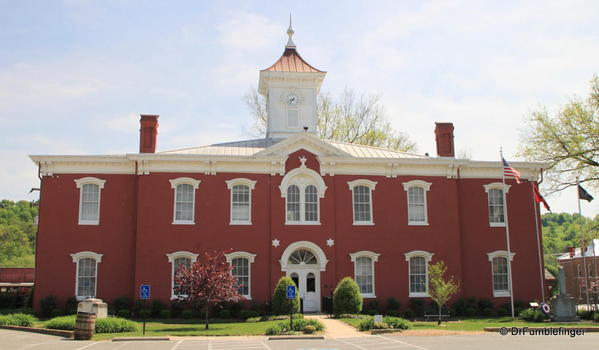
[286, 13, 296, 48]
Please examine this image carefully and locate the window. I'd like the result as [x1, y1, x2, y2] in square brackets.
[348, 180, 377, 225]
[350, 251, 380, 298]
[483, 183, 511, 227]
[71, 251, 103, 300]
[226, 178, 257, 225]
[225, 251, 256, 299]
[487, 250, 515, 297]
[404, 250, 434, 297]
[402, 180, 432, 225]
[167, 251, 199, 299]
[74, 177, 106, 225]
[279, 156, 327, 225]
[169, 178, 201, 224]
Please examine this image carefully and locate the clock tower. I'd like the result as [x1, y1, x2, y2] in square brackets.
[258, 23, 326, 139]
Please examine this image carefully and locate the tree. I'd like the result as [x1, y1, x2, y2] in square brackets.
[174, 251, 241, 329]
[271, 276, 299, 315]
[428, 261, 459, 325]
[243, 88, 417, 152]
[333, 277, 363, 315]
[519, 75, 599, 193]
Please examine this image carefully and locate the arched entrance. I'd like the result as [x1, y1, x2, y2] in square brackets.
[280, 241, 328, 313]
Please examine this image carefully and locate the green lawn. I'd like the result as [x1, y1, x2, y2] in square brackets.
[340, 317, 599, 332]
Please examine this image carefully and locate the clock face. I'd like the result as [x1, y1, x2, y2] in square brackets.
[287, 93, 300, 107]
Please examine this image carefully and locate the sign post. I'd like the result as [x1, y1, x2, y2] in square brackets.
[286, 285, 296, 330]
[140, 285, 151, 336]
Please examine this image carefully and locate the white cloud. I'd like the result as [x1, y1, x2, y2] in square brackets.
[217, 13, 280, 50]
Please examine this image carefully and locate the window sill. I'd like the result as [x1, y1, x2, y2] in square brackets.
[493, 291, 511, 297]
[76, 296, 94, 301]
[241, 296, 252, 300]
[285, 222, 321, 225]
[229, 221, 252, 226]
[78, 221, 99, 226]
[361, 293, 376, 298]
[409, 292, 429, 298]
[490, 222, 506, 227]
[408, 222, 429, 226]
[353, 222, 374, 226]
[172, 221, 195, 225]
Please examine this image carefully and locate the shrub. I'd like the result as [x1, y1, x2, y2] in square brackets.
[408, 299, 425, 317]
[333, 277, 363, 315]
[265, 323, 285, 335]
[482, 308, 497, 317]
[151, 300, 167, 318]
[477, 299, 494, 314]
[373, 322, 389, 329]
[519, 308, 547, 322]
[181, 310, 194, 319]
[387, 297, 400, 312]
[383, 316, 411, 330]
[50, 309, 63, 317]
[239, 310, 260, 319]
[219, 309, 231, 319]
[39, 295, 58, 318]
[465, 308, 477, 317]
[0, 294, 18, 309]
[594, 313, 599, 323]
[386, 310, 400, 317]
[112, 296, 133, 312]
[170, 301, 184, 318]
[366, 300, 379, 312]
[272, 277, 300, 315]
[117, 309, 131, 318]
[401, 309, 415, 320]
[358, 318, 374, 331]
[303, 325, 316, 334]
[138, 309, 151, 318]
[45, 315, 76, 330]
[246, 316, 262, 323]
[0, 308, 34, 315]
[159, 309, 171, 319]
[0, 313, 35, 327]
[64, 297, 78, 315]
[496, 308, 509, 317]
[366, 309, 378, 316]
[578, 310, 594, 320]
[95, 317, 138, 333]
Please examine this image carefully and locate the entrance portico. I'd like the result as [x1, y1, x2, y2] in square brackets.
[280, 241, 328, 312]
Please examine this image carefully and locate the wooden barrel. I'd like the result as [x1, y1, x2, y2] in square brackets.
[74, 312, 96, 340]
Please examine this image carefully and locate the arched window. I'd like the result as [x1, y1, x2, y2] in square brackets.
[225, 251, 256, 299]
[226, 178, 257, 225]
[167, 251, 199, 299]
[348, 180, 377, 225]
[305, 185, 318, 222]
[288, 249, 318, 265]
[349, 251, 380, 298]
[404, 250, 434, 297]
[402, 180, 432, 225]
[487, 250, 515, 297]
[484, 183, 510, 227]
[287, 185, 300, 222]
[279, 157, 326, 225]
[71, 251, 103, 300]
[74, 177, 106, 225]
[169, 178, 201, 224]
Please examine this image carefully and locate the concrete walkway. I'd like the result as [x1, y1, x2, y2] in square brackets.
[305, 314, 369, 338]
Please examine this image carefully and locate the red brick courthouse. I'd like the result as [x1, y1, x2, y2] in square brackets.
[30, 27, 547, 313]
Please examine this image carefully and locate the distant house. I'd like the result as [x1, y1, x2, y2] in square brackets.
[0, 268, 34, 294]
[558, 239, 599, 304]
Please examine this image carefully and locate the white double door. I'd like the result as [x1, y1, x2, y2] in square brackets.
[287, 268, 320, 313]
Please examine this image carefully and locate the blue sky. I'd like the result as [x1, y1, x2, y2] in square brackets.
[1, 0, 597, 216]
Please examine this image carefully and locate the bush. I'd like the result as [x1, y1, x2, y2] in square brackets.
[594, 313, 599, 323]
[0, 313, 35, 327]
[477, 299, 494, 315]
[384, 316, 411, 330]
[387, 297, 400, 312]
[151, 300, 167, 318]
[0, 294, 18, 309]
[181, 310, 194, 319]
[358, 318, 374, 331]
[366, 309, 378, 316]
[159, 309, 171, 319]
[578, 310, 594, 320]
[359, 316, 411, 331]
[496, 308, 509, 317]
[265, 323, 285, 335]
[0, 308, 33, 315]
[45, 315, 76, 330]
[170, 301, 184, 318]
[366, 300, 379, 312]
[111, 296, 132, 312]
[333, 277, 363, 315]
[482, 308, 497, 317]
[303, 325, 316, 334]
[138, 309, 151, 318]
[408, 299, 425, 317]
[401, 309, 415, 320]
[39, 295, 58, 318]
[117, 309, 131, 318]
[519, 308, 547, 322]
[453, 297, 477, 317]
[264, 318, 324, 335]
[272, 277, 300, 315]
[64, 297, 78, 315]
[239, 310, 260, 319]
[95, 317, 138, 333]
[218, 309, 231, 319]
[465, 308, 477, 317]
[386, 310, 400, 317]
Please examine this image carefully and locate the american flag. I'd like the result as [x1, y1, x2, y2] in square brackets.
[502, 157, 521, 184]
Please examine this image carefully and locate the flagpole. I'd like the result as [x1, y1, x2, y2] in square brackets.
[500, 148, 515, 319]
[531, 182, 545, 301]
[577, 178, 591, 309]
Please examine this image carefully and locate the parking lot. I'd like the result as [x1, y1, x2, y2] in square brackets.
[3, 329, 599, 350]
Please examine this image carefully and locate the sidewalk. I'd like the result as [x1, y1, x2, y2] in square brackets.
[305, 314, 369, 338]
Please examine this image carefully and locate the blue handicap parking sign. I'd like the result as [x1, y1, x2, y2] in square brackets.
[140, 284, 151, 300]
[286, 285, 296, 299]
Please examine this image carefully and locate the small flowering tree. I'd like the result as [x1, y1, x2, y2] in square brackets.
[428, 261, 459, 325]
[175, 251, 242, 329]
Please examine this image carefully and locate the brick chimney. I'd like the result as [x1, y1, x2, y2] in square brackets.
[139, 114, 159, 153]
[434, 122, 455, 157]
[568, 246, 575, 258]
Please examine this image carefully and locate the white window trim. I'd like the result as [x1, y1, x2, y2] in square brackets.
[74, 177, 106, 225]
[483, 182, 511, 227]
[169, 177, 201, 225]
[404, 250, 434, 297]
[71, 251, 103, 301]
[402, 180, 432, 226]
[348, 179, 377, 225]
[284, 184, 322, 225]
[487, 250, 515, 297]
[349, 251, 380, 298]
[167, 251, 199, 300]
[226, 178, 257, 225]
[225, 251, 256, 299]
[280, 159, 327, 225]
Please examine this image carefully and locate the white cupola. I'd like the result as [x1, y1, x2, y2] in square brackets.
[258, 22, 327, 139]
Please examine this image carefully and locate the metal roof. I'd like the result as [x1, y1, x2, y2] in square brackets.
[263, 48, 325, 73]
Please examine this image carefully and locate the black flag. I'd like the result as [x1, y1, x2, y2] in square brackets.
[578, 185, 594, 202]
